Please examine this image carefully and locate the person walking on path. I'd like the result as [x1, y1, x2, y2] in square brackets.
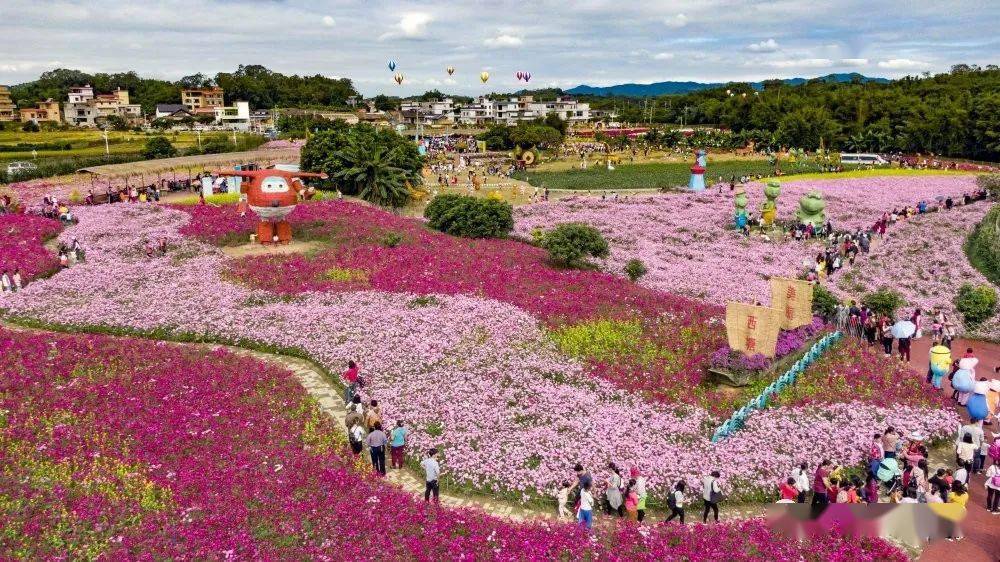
[365, 422, 388, 476]
[629, 466, 648, 522]
[421, 448, 440, 503]
[389, 420, 407, 470]
[985, 462, 1000, 513]
[342, 360, 360, 405]
[577, 481, 595, 530]
[665, 480, 687, 523]
[702, 470, 722, 522]
[605, 463, 624, 517]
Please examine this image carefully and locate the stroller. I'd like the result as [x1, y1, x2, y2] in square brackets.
[876, 458, 902, 495]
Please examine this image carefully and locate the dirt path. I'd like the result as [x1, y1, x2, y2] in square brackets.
[903, 336, 999, 560]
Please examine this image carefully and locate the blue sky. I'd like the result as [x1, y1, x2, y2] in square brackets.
[1, 0, 997, 95]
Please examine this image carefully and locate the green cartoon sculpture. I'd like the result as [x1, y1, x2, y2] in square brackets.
[761, 180, 781, 226]
[734, 186, 749, 229]
[795, 189, 827, 227]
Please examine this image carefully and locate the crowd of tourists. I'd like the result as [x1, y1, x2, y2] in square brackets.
[782, 423, 1000, 525]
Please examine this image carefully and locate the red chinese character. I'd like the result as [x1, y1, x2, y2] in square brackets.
[746, 337, 757, 352]
[746, 315, 757, 330]
[786, 286, 796, 300]
[785, 305, 794, 320]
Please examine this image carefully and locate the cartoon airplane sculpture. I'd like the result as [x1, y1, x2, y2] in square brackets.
[215, 168, 327, 244]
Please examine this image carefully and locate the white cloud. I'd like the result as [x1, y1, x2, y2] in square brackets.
[483, 34, 524, 48]
[380, 12, 433, 40]
[321, 16, 335, 27]
[663, 14, 688, 28]
[764, 58, 833, 69]
[653, 52, 674, 60]
[877, 58, 929, 70]
[839, 58, 869, 66]
[746, 38, 779, 52]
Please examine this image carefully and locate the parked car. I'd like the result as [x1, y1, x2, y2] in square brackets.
[6, 161, 38, 178]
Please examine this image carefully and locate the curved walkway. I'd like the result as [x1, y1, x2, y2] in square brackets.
[906, 337, 999, 561]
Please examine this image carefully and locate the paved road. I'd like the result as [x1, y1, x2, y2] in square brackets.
[900, 336, 999, 561]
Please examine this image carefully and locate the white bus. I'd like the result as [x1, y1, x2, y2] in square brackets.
[839, 153, 888, 166]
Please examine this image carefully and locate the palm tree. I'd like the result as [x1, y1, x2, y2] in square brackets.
[333, 139, 415, 209]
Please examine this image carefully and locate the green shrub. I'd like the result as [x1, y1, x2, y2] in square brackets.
[812, 284, 841, 319]
[142, 136, 177, 159]
[954, 283, 998, 326]
[861, 287, 905, 318]
[540, 223, 609, 267]
[424, 194, 513, 238]
[966, 204, 1000, 285]
[624, 259, 648, 282]
[381, 232, 403, 248]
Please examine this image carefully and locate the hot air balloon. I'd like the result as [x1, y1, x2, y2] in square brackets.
[446, 66, 455, 76]
[394, 73, 404, 85]
[516, 71, 524, 81]
[480, 71, 489, 83]
[523, 72, 531, 82]
[388, 60, 397, 72]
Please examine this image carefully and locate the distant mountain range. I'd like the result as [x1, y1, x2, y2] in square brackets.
[566, 73, 890, 97]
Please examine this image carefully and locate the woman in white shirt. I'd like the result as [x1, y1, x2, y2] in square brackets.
[985, 462, 1000, 513]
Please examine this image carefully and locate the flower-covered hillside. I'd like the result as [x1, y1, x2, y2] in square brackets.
[0, 326, 909, 558]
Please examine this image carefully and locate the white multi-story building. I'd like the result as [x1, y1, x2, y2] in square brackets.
[63, 86, 142, 126]
[213, 101, 251, 131]
[400, 97, 455, 118]
[456, 95, 590, 125]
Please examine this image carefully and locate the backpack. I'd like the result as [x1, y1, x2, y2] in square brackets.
[868, 443, 882, 461]
[989, 440, 1000, 461]
[667, 491, 677, 510]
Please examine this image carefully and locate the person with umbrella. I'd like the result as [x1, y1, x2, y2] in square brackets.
[891, 318, 917, 361]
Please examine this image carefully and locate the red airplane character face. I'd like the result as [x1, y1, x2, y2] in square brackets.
[247, 175, 297, 209]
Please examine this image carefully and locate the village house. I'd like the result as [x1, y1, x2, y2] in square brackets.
[63, 86, 141, 126]
[0, 86, 16, 122]
[18, 99, 61, 123]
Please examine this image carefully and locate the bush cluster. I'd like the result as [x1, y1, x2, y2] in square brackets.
[861, 287, 906, 318]
[954, 283, 998, 326]
[424, 194, 513, 239]
[539, 223, 609, 267]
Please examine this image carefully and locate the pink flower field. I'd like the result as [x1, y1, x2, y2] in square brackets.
[0, 214, 62, 282]
[831, 202, 999, 332]
[513, 175, 980, 304]
[0, 203, 959, 504]
[2, 326, 911, 558]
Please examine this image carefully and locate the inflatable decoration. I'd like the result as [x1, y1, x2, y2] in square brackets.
[967, 380, 989, 420]
[951, 368, 975, 393]
[215, 168, 327, 245]
[689, 163, 706, 191]
[958, 357, 978, 373]
[795, 189, 827, 227]
[734, 187, 748, 229]
[760, 180, 781, 226]
[928, 345, 951, 389]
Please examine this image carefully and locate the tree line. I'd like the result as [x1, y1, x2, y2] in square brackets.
[578, 65, 1000, 161]
[10, 65, 359, 116]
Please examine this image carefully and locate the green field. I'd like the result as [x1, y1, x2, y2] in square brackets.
[0, 128, 266, 182]
[0, 129, 205, 161]
[514, 160, 850, 191]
